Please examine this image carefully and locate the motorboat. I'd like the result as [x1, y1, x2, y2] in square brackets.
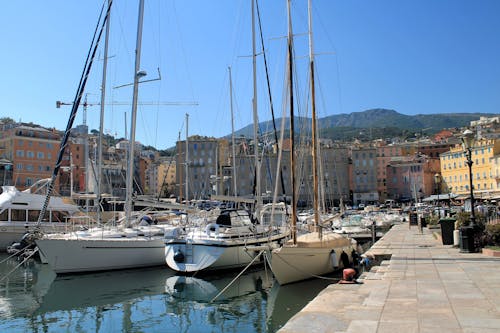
[0, 181, 81, 251]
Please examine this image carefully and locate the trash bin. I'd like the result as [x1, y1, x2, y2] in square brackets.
[439, 218, 456, 245]
[459, 225, 480, 253]
[421, 217, 427, 228]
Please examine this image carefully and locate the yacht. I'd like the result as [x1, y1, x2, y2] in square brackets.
[0, 181, 80, 251]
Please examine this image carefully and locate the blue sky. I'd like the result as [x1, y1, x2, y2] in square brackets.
[1, 0, 499, 149]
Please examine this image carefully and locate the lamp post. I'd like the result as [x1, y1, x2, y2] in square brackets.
[434, 173, 441, 218]
[448, 186, 452, 216]
[459, 129, 479, 253]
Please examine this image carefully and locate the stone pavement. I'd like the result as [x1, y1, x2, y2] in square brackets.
[278, 223, 500, 333]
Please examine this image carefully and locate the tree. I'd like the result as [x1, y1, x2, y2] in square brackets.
[0, 117, 15, 124]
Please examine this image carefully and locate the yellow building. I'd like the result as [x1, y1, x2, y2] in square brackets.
[440, 137, 500, 196]
[157, 159, 176, 197]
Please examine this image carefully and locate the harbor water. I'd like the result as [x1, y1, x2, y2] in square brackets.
[0, 253, 338, 332]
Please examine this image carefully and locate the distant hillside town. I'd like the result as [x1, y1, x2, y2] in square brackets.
[0, 114, 499, 208]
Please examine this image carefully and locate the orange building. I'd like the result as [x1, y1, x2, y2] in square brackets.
[0, 124, 61, 190]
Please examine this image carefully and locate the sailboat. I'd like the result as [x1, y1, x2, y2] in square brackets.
[269, 0, 355, 285]
[35, 0, 181, 274]
[164, 0, 290, 274]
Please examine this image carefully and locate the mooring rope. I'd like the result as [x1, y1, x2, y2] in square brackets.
[210, 250, 265, 303]
[0, 248, 39, 283]
[0, 251, 24, 265]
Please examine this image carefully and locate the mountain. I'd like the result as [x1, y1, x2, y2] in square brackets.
[229, 109, 495, 141]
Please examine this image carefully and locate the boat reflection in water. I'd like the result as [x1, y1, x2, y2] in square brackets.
[165, 268, 273, 302]
[0, 254, 335, 332]
[33, 266, 175, 315]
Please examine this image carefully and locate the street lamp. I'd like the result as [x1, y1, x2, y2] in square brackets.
[448, 186, 453, 215]
[459, 129, 479, 253]
[434, 173, 441, 218]
[461, 129, 476, 226]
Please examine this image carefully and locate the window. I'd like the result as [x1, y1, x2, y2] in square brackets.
[27, 151, 34, 158]
[37, 152, 44, 159]
[26, 164, 34, 171]
[11, 209, 26, 221]
[16, 150, 24, 157]
[18, 140, 24, 146]
[16, 163, 23, 170]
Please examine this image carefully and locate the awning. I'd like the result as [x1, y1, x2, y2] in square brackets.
[422, 193, 459, 202]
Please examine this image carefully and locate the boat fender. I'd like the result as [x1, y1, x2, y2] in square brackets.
[205, 223, 219, 235]
[330, 249, 338, 268]
[173, 249, 185, 263]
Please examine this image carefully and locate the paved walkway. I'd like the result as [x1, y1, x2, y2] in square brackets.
[278, 224, 500, 333]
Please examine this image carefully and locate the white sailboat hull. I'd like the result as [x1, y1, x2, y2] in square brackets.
[165, 232, 288, 273]
[270, 232, 354, 285]
[36, 237, 166, 274]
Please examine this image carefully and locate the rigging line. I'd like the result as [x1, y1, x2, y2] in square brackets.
[313, 5, 344, 115]
[256, 0, 287, 204]
[37, 0, 113, 227]
[171, 0, 197, 107]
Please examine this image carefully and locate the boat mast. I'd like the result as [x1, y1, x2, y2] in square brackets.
[185, 113, 189, 225]
[308, 0, 320, 237]
[229, 66, 237, 197]
[97, 0, 111, 224]
[251, 0, 262, 216]
[125, 0, 145, 226]
[287, 0, 297, 245]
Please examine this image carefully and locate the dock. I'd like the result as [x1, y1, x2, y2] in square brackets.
[278, 223, 500, 333]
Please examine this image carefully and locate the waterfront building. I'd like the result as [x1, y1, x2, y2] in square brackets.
[440, 135, 500, 197]
[350, 145, 379, 205]
[145, 158, 176, 197]
[0, 123, 61, 190]
[175, 136, 226, 200]
[386, 154, 440, 202]
[376, 142, 403, 203]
